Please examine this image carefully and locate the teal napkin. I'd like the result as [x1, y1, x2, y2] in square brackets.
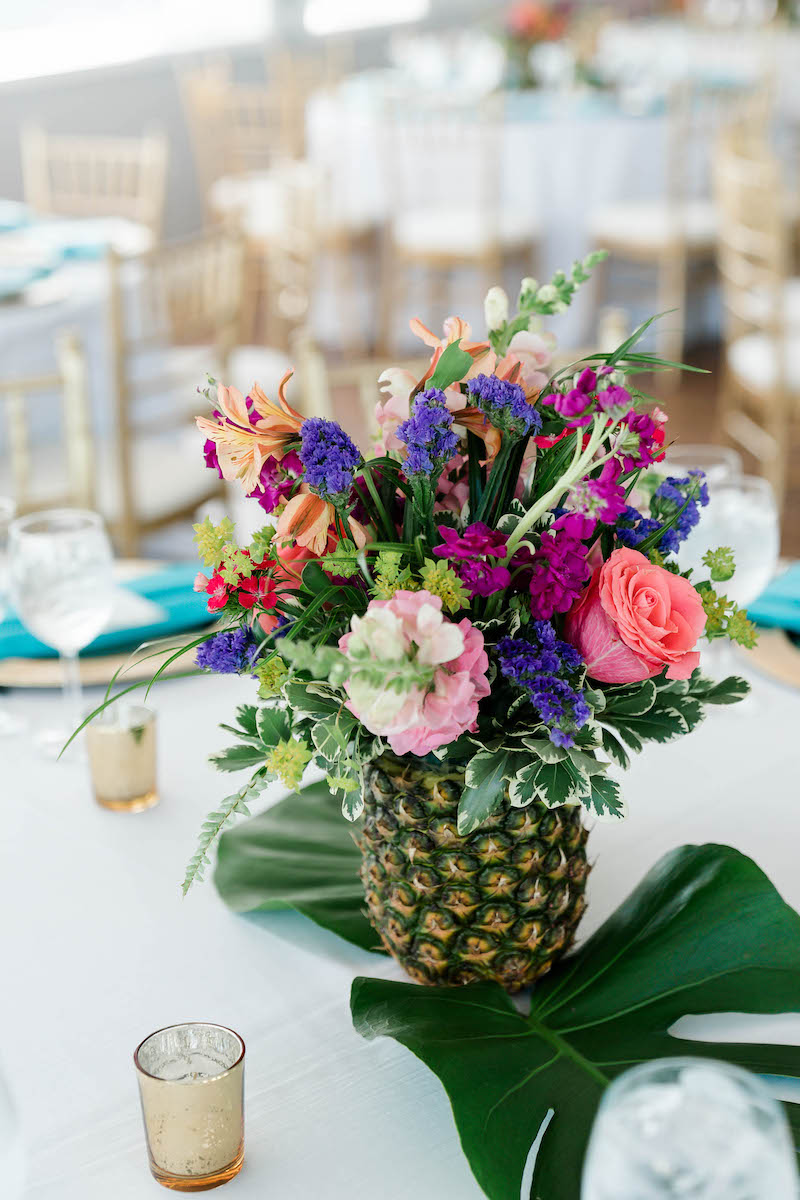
[748, 564, 800, 633]
[0, 563, 213, 660]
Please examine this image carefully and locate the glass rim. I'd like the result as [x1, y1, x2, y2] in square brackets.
[9, 508, 105, 538]
[600, 1055, 782, 1111]
[133, 1022, 246, 1084]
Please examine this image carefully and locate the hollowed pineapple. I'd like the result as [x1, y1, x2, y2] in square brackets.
[359, 751, 590, 992]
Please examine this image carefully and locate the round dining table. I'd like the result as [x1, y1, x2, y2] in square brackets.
[2, 659, 799, 1198]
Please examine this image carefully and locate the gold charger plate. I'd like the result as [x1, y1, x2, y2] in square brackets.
[0, 559, 205, 690]
[747, 628, 800, 690]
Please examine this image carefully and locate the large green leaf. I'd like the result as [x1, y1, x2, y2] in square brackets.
[214, 781, 382, 954]
[351, 844, 800, 1200]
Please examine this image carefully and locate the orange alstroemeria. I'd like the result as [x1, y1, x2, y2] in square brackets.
[409, 315, 496, 385]
[195, 371, 304, 495]
[275, 488, 369, 557]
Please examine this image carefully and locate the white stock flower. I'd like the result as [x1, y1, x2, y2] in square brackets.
[483, 286, 509, 331]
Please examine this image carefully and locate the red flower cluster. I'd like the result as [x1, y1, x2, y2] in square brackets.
[194, 555, 278, 614]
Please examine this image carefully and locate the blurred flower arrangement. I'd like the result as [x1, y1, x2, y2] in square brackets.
[501, 0, 570, 88]
[181, 252, 755, 896]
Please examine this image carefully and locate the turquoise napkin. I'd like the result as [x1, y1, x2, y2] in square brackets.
[748, 564, 800, 633]
[0, 563, 213, 660]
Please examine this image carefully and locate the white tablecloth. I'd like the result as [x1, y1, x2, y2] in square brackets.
[2, 663, 800, 1198]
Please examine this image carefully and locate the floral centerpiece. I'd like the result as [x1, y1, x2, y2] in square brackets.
[500, 0, 570, 89]
[185, 255, 754, 992]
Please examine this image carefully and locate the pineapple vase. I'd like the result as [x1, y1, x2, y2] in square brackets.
[359, 751, 590, 992]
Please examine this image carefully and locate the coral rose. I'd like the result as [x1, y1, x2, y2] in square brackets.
[564, 548, 706, 683]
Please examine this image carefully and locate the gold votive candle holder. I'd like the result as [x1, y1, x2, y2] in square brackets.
[86, 704, 158, 812]
[134, 1022, 245, 1192]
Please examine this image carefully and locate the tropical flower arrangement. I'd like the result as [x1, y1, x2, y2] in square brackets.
[183, 254, 755, 991]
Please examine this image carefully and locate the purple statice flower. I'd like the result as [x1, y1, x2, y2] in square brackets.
[528, 512, 594, 620]
[650, 470, 709, 555]
[615, 505, 661, 549]
[541, 367, 596, 425]
[433, 522, 511, 598]
[465, 374, 542, 438]
[299, 418, 361, 500]
[196, 626, 259, 674]
[249, 449, 303, 514]
[569, 460, 627, 524]
[396, 389, 459, 477]
[497, 622, 589, 747]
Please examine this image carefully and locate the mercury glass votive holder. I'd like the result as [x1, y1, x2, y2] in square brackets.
[86, 704, 158, 812]
[134, 1023, 245, 1192]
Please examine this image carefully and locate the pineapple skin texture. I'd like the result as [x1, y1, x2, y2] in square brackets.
[359, 752, 591, 992]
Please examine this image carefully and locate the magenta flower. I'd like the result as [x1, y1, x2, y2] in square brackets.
[249, 449, 303, 514]
[570, 460, 627, 524]
[528, 513, 594, 620]
[615, 410, 666, 472]
[433, 522, 511, 598]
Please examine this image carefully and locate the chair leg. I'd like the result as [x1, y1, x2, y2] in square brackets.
[376, 234, 397, 356]
[331, 237, 368, 358]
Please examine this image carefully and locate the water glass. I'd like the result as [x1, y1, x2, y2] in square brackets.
[8, 509, 114, 753]
[582, 1057, 799, 1199]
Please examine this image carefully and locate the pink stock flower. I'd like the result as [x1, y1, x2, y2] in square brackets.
[338, 590, 490, 757]
[564, 548, 706, 684]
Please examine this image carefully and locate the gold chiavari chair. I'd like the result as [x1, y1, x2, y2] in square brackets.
[104, 226, 250, 555]
[589, 81, 745, 370]
[0, 333, 94, 513]
[20, 126, 168, 240]
[713, 121, 797, 509]
[377, 94, 539, 355]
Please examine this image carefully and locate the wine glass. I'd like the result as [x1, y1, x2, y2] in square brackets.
[8, 509, 114, 755]
[657, 445, 744, 579]
[0, 497, 26, 737]
[582, 1057, 799, 1199]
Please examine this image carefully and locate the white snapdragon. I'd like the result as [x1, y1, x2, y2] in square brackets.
[483, 286, 509, 331]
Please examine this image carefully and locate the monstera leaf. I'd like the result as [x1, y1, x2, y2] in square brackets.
[351, 845, 800, 1200]
[214, 780, 381, 954]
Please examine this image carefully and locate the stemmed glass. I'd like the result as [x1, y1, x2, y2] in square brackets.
[0, 496, 25, 736]
[8, 509, 114, 755]
[581, 1057, 799, 1199]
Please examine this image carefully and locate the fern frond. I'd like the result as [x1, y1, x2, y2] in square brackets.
[182, 775, 265, 896]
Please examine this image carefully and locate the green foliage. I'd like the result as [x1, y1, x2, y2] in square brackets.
[703, 545, 736, 582]
[458, 751, 512, 834]
[320, 540, 361, 579]
[193, 515, 236, 570]
[278, 639, 348, 682]
[351, 844, 800, 1200]
[264, 737, 313, 790]
[254, 655, 289, 698]
[426, 338, 475, 391]
[214, 780, 380, 951]
[419, 560, 469, 613]
[696, 581, 759, 647]
[183, 775, 265, 894]
[371, 550, 418, 600]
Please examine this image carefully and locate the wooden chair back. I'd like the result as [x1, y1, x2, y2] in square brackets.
[107, 226, 246, 551]
[0, 334, 94, 513]
[20, 126, 168, 237]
